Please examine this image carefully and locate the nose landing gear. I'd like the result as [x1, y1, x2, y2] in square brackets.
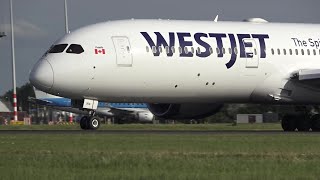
[72, 99, 101, 130]
[80, 115, 101, 130]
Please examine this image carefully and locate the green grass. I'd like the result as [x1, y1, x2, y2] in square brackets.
[0, 123, 282, 131]
[0, 132, 319, 179]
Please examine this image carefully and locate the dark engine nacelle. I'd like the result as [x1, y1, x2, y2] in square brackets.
[147, 103, 223, 119]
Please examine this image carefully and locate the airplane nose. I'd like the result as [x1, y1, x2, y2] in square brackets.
[29, 59, 54, 90]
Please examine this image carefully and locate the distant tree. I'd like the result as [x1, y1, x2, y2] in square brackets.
[205, 104, 236, 123]
[237, 104, 277, 114]
[204, 104, 283, 123]
[1, 83, 35, 112]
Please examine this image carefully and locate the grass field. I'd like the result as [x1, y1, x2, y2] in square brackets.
[0, 124, 319, 179]
[0, 123, 282, 131]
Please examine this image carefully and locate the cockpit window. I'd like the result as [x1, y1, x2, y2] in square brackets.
[66, 44, 84, 54]
[48, 44, 68, 53]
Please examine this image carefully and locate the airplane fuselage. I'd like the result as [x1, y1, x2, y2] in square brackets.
[30, 19, 320, 104]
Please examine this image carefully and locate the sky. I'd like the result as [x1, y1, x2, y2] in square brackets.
[0, 0, 319, 94]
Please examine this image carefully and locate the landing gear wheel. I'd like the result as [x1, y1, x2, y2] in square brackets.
[89, 116, 100, 130]
[281, 114, 296, 131]
[311, 114, 320, 131]
[80, 116, 89, 130]
[296, 114, 311, 132]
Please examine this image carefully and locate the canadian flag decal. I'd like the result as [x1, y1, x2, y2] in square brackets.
[95, 47, 106, 54]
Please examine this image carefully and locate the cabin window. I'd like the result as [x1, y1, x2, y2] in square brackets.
[283, 49, 286, 55]
[271, 48, 274, 55]
[289, 49, 292, 55]
[190, 47, 194, 54]
[165, 46, 170, 54]
[158, 47, 162, 53]
[184, 47, 188, 54]
[295, 49, 299, 55]
[179, 47, 182, 54]
[234, 47, 238, 55]
[146, 46, 149, 52]
[228, 48, 232, 54]
[152, 46, 157, 53]
[171, 46, 175, 53]
[209, 47, 213, 54]
[254, 48, 257, 55]
[277, 48, 280, 55]
[49, 44, 68, 53]
[301, 49, 304, 55]
[222, 48, 225, 54]
[313, 49, 316, 55]
[196, 47, 201, 54]
[66, 44, 84, 54]
[216, 47, 220, 54]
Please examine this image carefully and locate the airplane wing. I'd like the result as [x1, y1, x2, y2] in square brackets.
[107, 107, 154, 122]
[291, 69, 320, 88]
[28, 97, 53, 106]
[108, 107, 142, 116]
[28, 96, 88, 115]
[105, 103, 150, 116]
[292, 69, 320, 80]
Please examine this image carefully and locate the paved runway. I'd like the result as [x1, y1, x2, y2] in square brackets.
[0, 130, 316, 135]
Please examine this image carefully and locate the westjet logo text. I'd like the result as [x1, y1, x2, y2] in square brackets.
[141, 32, 269, 69]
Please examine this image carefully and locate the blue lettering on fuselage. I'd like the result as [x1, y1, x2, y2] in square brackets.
[140, 32, 269, 69]
[194, 33, 210, 57]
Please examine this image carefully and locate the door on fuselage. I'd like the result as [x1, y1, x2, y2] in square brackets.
[112, 36, 133, 67]
[242, 39, 259, 68]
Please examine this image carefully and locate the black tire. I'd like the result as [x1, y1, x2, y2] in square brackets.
[281, 114, 296, 131]
[80, 116, 89, 130]
[311, 114, 320, 131]
[296, 120, 311, 132]
[89, 116, 100, 130]
[296, 114, 311, 132]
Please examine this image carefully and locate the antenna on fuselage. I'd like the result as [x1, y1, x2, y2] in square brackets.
[214, 15, 219, 22]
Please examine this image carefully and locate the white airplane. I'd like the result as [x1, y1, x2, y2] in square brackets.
[29, 18, 320, 131]
[29, 88, 154, 129]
